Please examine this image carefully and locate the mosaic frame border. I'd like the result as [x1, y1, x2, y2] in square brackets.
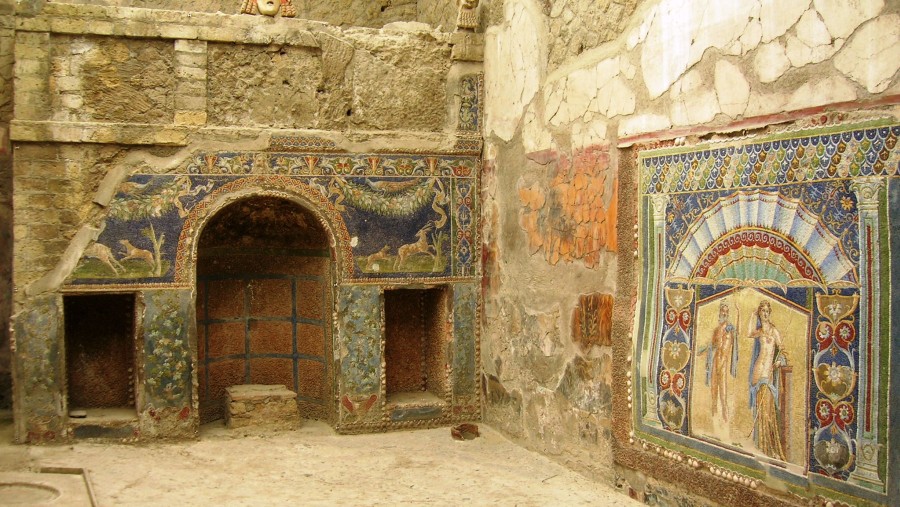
[614, 119, 898, 507]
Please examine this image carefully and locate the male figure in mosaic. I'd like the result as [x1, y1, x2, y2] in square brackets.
[747, 300, 787, 461]
[705, 300, 738, 422]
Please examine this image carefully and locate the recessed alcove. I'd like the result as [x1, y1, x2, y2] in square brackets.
[384, 286, 449, 405]
[196, 196, 333, 425]
[63, 294, 136, 415]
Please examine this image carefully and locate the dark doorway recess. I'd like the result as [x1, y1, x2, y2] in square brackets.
[384, 286, 450, 404]
[64, 294, 136, 411]
[196, 196, 333, 424]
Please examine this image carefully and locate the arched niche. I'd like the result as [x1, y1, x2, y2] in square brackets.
[194, 195, 335, 425]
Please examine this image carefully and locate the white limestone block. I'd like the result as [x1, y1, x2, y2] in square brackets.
[595, 57, 621, 88]
[484, 1, 546, 141]
[785, 34, 838, 68]
[561, 67, 598, 123]
[670, 70, 720, 126]
[739, 19, 763, 55]
[641, 0, 700, 98]
[618, 113, 673, 138]
[833, 14, 900, 94]
[522, 102, 553, 154]
[744, 90, 788, 117]
[550, 0, 564, 18]
[715, 60, 750, 118]
[814, 0, 883, 39]
[571, 120, 608, 151]
[784, 75, 857, 110]
[599, 76, 636, 118]
[754, 40, 792, 83]
[689, 0, 757, 63]
[786, 34, 813, 68]
[543, 79, 565, 125]
[759, 0, 810, 43]
[627, 5, 657, 50]
[796, 9, 832, 47]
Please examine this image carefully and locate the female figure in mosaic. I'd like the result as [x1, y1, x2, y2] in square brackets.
[747, 299, 787, 461]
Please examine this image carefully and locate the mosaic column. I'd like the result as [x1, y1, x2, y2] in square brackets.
[644, 193, 669, 424]
[849, 177, 885, 489]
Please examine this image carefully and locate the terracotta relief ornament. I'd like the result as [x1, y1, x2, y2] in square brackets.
[456, 0, 479, 30]
[240, 0, 296, 17]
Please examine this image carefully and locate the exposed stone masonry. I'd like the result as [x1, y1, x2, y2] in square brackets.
[225, 384, 301, 430]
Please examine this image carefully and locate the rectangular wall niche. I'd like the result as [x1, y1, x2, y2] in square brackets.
[64, 294, 136, 413]
[384, 287, 449, 404]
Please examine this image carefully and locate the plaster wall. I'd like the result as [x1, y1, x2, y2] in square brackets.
[481, 0, 899, 505]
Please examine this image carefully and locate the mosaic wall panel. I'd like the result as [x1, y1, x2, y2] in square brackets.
[65, 151, 481, 289]
[336, 285, 382, 397]
[452, 283, 478, 399]
[458, 73, 483, 133]
[12, 295, 64, 442]
[633, 121, 898, 504]
[142, 290, 193, 410]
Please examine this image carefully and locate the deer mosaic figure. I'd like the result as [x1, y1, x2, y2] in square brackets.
[84, 243, 124, 275]
[119, 239, 155, 267]
[395, 222, 436, 270]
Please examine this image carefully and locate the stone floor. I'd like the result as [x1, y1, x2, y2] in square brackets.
[0, 417, 639, 506]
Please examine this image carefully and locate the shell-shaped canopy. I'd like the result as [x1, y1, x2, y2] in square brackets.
[668, 191, 855, 287]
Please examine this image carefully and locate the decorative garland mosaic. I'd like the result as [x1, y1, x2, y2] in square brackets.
[65, 151, 481, 289]
[633, 120, 897, 504]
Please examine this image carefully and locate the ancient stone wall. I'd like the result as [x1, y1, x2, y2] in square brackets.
[44, 0, 464, 30]
[0, 1, 12, 410]
[9, 1, 483, 441]
[482, 0, 900, 505]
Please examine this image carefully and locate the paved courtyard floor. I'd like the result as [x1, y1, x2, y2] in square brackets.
[0, 419, 639, 506]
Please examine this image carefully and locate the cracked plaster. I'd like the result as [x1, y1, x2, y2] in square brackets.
[813, 0, 883, 40]
[714, 59, 750, 118]
[669, 69, 720, 126]
[485, 0, 546, 142]
[833, 13, 900, 94]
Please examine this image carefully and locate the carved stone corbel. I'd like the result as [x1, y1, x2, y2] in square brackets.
[456, 0, 479, 30]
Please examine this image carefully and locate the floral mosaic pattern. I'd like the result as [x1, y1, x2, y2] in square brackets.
[452, 283, 478, 398]
[13, 295, 64, 442]
[337, 286, 382, 397]
[634, 121, 897, 503]
[143, 290, 192, 408]
[641, 123, 900, 195]
[458, 73, 482, 132]
[571, 292, 613, 351]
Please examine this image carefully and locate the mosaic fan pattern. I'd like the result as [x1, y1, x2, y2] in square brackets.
[634, 121, 897, 504]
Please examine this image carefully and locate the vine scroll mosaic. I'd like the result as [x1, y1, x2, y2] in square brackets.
[633, 120, 898, 504]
